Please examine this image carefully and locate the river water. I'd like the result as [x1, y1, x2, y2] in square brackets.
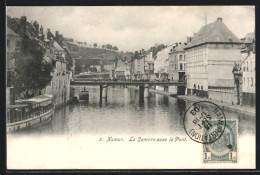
[7, 86, 255, 169]
[9, 86, 255, 137]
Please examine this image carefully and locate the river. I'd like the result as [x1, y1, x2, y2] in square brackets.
[9, 86, 255, 136]
[7, 86, 255, 169]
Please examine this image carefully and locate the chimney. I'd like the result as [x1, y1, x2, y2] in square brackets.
[40, 25, 43, 35]
[59, 34, 63, 46]
[33, 21, 39, 36]
[47, 29, 52, 39]
[39, 25, 44, 40]
[217, 17, 222, 21]
[20, 16, 27, 38]
[55, 31, 59, 40]
[9, 87, 15, 105]
[187, 37, 193, 43]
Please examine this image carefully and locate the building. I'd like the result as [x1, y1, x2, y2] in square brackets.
[43, 30, 71, 106]
[144, 52, 154, 73]
[184, 17, 243, 104]
[7, 27, 21, 69]
[163, 58, 169, 80]
[111, 56, 131, 80]
[124, 63, 131, 80]
[129, 56, 135, 80]
[143, 51, 155, 80]
[134, 53, 145, 80]
[114, 64, 130, 80]
[168, 43, 185, 82]
[6, 27, 21, 88]
[103, 64, 113, 72]
[154, 45, 172, 79]
[7, 16, 73, 106]
[241, 32, 255, 107]
[6, 27, 21, 104]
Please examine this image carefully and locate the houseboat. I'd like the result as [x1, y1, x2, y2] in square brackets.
[7, 94, 54, 132]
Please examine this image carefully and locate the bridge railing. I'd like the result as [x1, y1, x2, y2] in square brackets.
[71, 79, 186, 86]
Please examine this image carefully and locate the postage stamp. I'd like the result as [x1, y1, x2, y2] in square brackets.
[183, 101, 226, 144]
[203, 119, 238, 163]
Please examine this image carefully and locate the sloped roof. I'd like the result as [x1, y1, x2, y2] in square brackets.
[174, 44, 185, 52]
[185, 18, 242, 49]
[170, 43, 185, 53]
[7, 27, 20, 37]
[53, 40, 64, 51]
[244, 32, 255, 44]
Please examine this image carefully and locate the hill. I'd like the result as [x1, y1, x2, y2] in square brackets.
[65, 42, 133, 64]
[64, 42, 134, 73]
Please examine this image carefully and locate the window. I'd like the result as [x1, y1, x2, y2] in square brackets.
[179, 55, 183, 60]
[251, 77, 254, 87]
[180, 63, 183, 70]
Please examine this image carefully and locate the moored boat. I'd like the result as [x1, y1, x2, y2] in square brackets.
[7, 94, 54, 132]
[76, 87, 89, 101]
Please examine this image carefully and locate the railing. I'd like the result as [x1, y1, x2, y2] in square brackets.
[70, 79, 186, 86]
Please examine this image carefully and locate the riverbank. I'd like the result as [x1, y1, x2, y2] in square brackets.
[177, 95, 255, 117]
[126, 86, 255, 117]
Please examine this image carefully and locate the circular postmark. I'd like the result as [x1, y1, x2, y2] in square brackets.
[183, 101, 226, 144]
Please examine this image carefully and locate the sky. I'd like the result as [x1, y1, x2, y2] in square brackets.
[6, 6, 255, 52]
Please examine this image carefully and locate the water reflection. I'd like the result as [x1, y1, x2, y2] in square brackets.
[9, 86, 255, 137]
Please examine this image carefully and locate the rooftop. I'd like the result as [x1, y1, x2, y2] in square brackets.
[184, 18, 242, 49]
[6, 27, 20, 37]
[243, 32, 255, 44]
[170, 43, 185, 53]
[23, 94, 54, 103]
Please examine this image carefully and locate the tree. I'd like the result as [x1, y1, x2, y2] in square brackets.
[13, 39, 53, 97]
[106, 44, 112, 50]
[75, 60, 82, 74]
[134, 51, 140, 59]
[113, 46, 119, 51]
[93, 43, 97, 48]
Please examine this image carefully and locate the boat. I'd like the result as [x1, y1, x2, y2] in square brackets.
[77, 87, 89, 101]
[7, 94, 55, 132]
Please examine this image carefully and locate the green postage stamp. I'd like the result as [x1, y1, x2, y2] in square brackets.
[203, 119, 238, 163]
